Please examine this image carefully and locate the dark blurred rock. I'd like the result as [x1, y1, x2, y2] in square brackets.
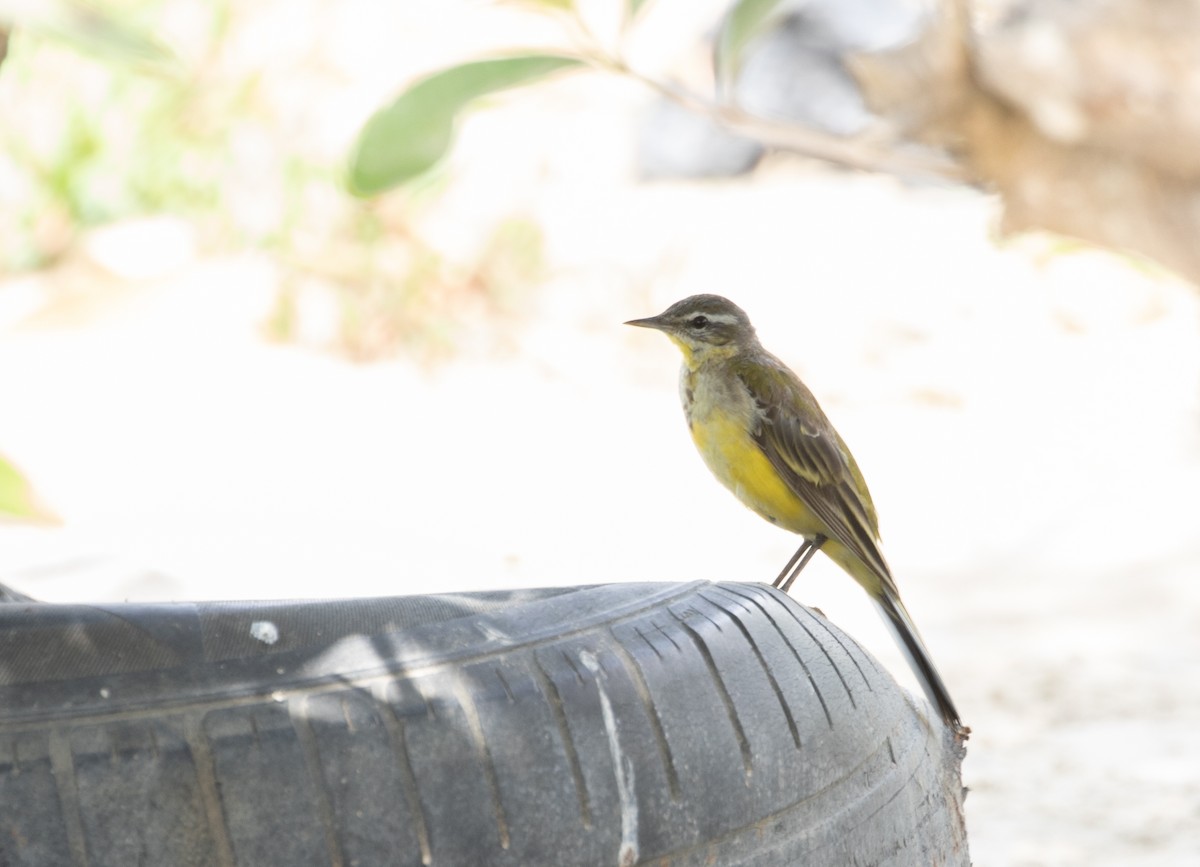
[637, 98, 764, 180]
[737, 0, 922, 134]
[636, 0, 925, 180]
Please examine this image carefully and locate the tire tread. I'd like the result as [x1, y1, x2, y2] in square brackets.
[0, 582, 969, 866]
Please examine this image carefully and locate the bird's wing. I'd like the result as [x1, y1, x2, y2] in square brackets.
[734, 355, 894, 591]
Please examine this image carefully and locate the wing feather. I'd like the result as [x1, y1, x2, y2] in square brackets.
[734, 352, 965, 734]
[733, 354, 894, 591]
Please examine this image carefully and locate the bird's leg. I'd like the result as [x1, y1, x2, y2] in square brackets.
[772, 540, 812, 588]
[780, 535, 826, 594]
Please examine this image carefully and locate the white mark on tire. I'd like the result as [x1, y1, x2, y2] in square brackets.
[580, 650, 638, 867]
[250, 620, 279, 645]
[477, 621, 510, 643]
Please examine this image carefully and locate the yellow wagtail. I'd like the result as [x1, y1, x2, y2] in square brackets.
[627, 294, 967, 737]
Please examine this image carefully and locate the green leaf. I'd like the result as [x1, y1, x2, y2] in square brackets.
[0, 0, 180, 76]
[348, 55, 582, 197]
[0, 453, 56, 523]
[714, 0, 788, 94]
[627, 0, 651, 19]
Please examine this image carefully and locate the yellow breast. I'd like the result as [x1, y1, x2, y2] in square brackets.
[683, 370, 822, 537]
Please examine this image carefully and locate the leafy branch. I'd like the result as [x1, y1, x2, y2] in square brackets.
[346, 0, 962, 197]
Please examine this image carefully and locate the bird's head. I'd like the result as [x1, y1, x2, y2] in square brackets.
[625, 294, 756, 366]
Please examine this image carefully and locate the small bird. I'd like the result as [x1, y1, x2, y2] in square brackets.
[627, 294, 967, 737]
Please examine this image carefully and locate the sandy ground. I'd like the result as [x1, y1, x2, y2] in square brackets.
[4, 4, 1200, 864]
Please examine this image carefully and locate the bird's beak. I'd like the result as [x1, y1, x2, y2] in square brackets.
[624, 314, 667, 330]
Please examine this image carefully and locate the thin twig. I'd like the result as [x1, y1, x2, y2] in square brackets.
[555, 4, 969, 183]
[608, 56, 969, 181]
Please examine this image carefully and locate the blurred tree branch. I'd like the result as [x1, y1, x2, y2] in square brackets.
[354, 0, 1200, 289]
[0, 1, 176, 75]
[851, 0, 1200, 285]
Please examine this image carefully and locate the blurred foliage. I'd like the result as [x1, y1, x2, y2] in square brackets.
[0, 452, 55, 522]
[345, 0, 783, 194]
[0, 0, 550, 360]
[0, 1, 569, 509]
[0, 4, 234, 269]
[267, 208, 545, 362]
[1, 0, 179, 75]
[714, 0, 788, 91]
[349, 55, 581, 196]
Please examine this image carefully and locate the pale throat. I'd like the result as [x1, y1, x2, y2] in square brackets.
[667, 335, 737, 372]
[678, 353, 752, 432]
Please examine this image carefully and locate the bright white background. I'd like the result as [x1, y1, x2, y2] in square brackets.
[2, 2, 1199, 864]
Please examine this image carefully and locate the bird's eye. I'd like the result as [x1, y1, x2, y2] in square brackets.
[689, 315, 709, 329]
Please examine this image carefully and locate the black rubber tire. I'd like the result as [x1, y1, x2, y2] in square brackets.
[0, 581, 969, 866]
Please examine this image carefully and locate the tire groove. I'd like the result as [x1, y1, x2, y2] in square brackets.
[562, 650, 586, 684]
[652, 620, 682, 652]
[494, 667, 517, 704]
[289, 696, 346, 867]
[452, 683, 512, 850]
[374, 688, 433, 866]
[766, 591, 858, 709]
[618, 710, 929, 865]
[855, 736, 934, 826]
[182, 714, 237, 867]
[700, 591, 802, 750]
[532, 656, 593, 829]
[607, 628, 681, 799]
[47, 730, 88, 867]
[339, 696, 358, 733]
[635, 625, 664, 660]
[693, 608, 724, 633]
[721, 585, 834, 729]
[798, 607, 875, 692]
[672, 615, 754, 779]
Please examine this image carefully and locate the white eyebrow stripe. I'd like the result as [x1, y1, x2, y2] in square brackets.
[701, 313, 740, 325]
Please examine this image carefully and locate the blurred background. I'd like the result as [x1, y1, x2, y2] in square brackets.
[2, 1, 1199, 864]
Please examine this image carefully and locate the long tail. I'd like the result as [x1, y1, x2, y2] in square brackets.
[871, 590, 969, 738]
